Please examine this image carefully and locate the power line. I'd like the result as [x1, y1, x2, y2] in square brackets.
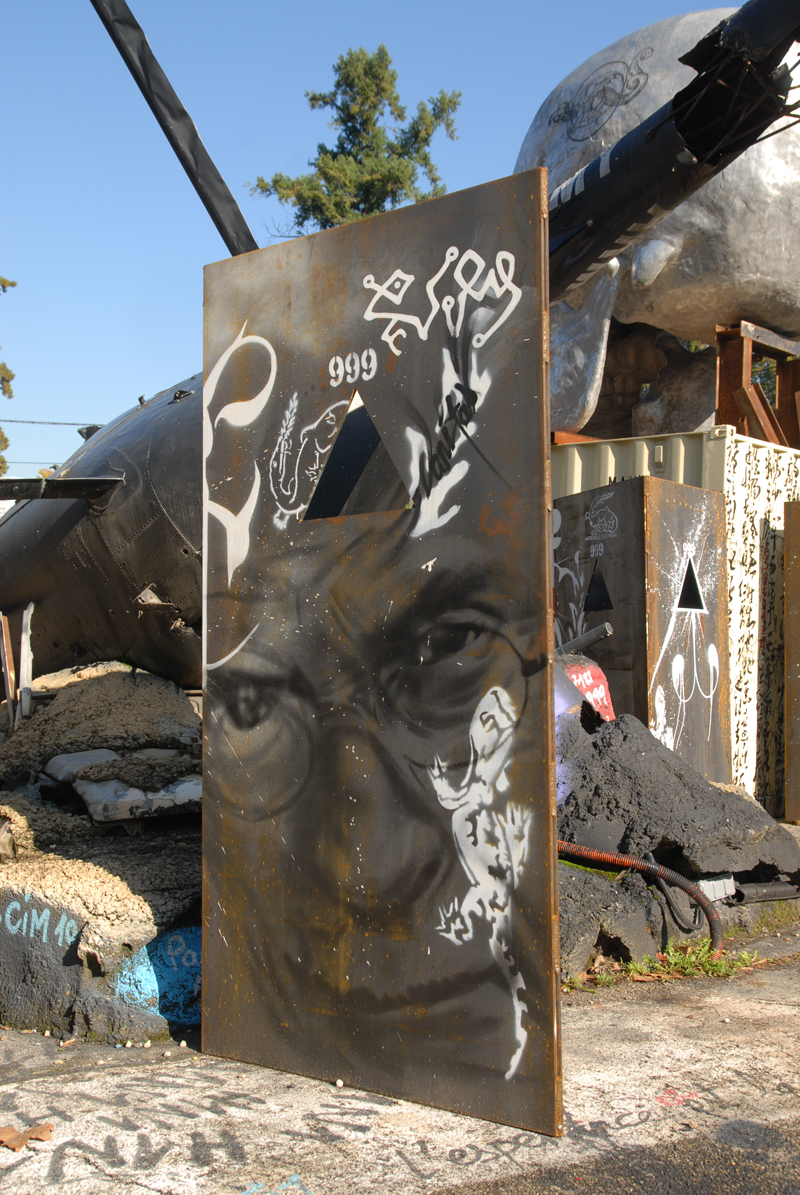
[0, 419, 91, 426]
[5, 461, 63, 466]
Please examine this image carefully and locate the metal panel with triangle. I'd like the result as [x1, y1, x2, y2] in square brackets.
[202, 171, 562, 1134]
[553, 476, 732, 784]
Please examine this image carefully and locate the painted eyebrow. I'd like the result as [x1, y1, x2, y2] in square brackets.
[373, 565, 511, 647]
[214, 664, 317, 705]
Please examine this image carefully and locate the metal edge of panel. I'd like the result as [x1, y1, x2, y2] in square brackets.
[536, 166, 563, 1139]
[785, 501, 800, 825]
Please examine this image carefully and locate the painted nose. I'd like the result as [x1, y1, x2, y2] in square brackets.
[292, 716, 456, 918]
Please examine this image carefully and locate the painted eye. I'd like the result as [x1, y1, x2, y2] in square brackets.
[223, 676, 281, 730]
[414, 623, 482, 667]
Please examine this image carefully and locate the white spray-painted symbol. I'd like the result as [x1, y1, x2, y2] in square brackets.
[428, 685, 531, 1080]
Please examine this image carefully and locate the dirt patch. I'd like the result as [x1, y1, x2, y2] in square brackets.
[33, 661, 133, 691]
[0, 669, 199, 785]
[0, 790, 92, 853]
[75, 755, 198, 791]
[0, 789, 201, 967]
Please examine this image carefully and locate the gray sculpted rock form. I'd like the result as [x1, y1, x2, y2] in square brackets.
[631, 335, 718, 437]
[554, 709, 800, 972]
[516, 9, 800, 435]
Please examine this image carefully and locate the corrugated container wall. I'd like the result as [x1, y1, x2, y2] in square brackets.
[552, 427, 800, 808]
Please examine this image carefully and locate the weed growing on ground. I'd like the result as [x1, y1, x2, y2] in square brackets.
[624, 939, 762, 980]
[561, 939, 773, 991]
[592, 972, 615, 987]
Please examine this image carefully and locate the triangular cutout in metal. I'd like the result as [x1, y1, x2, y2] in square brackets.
[677, 557, 706, 611]
[583, 568, 614, 613]
[303, 392, 410, 521]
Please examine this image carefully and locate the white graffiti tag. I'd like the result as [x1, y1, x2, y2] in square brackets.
[363, 248, 522, 357]
[204, 322, 352, 571]
[649, 547, 720, 749]
[405, 340, 493, 537]
[204, 323, 278, 585]
[428, 686, 532, 1080]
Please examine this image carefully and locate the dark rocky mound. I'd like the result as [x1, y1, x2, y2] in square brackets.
[557, 713, 800, 880]
[558, 863, 662, 976]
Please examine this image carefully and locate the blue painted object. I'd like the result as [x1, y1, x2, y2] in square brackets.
[112, 927, 201, 1025]
[240, 1176, 312, 1194]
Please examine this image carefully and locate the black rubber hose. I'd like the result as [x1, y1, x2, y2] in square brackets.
[735, 880, 800, 903]
[558, 840, 724, 958]
[643, 850, 700, 934]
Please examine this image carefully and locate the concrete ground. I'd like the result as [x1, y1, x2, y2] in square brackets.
[1, 930, 799, 1194]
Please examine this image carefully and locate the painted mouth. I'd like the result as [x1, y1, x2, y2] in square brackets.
[284, 953, 506, 1015]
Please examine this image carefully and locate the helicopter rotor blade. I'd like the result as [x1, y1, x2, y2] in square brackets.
[89, 0, 259, 257]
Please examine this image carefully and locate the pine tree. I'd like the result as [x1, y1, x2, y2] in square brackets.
[252, 45, 460, 234]
[0, 275, 15, 477]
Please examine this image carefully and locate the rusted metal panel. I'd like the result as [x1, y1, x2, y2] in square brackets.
[202, 170, 561, 1134]
[784, 501, 800, 825]
[643, 479, 731, 784]
[716, 326, 751, 434]
[554, 482, 647, 718]
[553, 476, 732, 784]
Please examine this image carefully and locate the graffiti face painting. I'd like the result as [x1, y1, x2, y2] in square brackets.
[202, 172, 561, 1133]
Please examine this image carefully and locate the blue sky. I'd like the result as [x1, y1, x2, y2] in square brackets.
[3, 0, 703, 471]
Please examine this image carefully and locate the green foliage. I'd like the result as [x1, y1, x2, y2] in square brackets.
[624, 938, 761, 980]
[252, 45, 461, 234]
[0, 361, 13, 402]
[0, 274, 15, 402]
[592, 971, 615, 987]
[724, 900, 800, 939]
[560, 859, 620, 882]
[752, 356, 777, 405]
[0, 274, 14, 477]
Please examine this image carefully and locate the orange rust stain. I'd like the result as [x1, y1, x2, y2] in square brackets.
[385, 354, 397, 373]
[479, 492, 523, 547]
[318, 362, 330, 392]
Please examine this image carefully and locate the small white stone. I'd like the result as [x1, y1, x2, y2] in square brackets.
[163, 1051, 171, 1058]
[723, 1017, 730, 1023]
[335, 1079, 344, 1088]
[179, 1040, 187, 1048]
[144, 1040, 151, 1048]
[125, 1040, 133, 1048]
[43, 1030, 50, 1037]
